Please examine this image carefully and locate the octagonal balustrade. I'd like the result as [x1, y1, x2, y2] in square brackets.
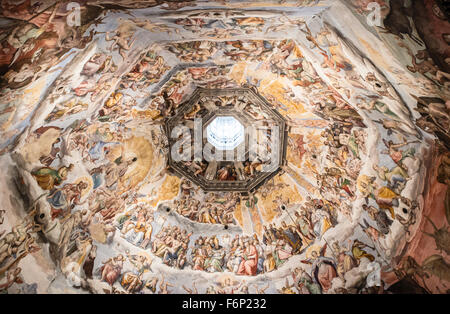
[165, 87, 287, 193]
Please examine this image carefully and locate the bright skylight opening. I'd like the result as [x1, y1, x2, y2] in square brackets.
[207, 116, 245, 150]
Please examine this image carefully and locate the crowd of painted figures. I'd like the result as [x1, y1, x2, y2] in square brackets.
[104, 213, 377, 295]
[173, 187, 239, 225]
[97, 209, 382, 295]
[108, 183, 380, 289]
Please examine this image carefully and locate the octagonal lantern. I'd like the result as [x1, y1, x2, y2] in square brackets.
[207, 116, 245, 151]
[165, 87, 287, 193]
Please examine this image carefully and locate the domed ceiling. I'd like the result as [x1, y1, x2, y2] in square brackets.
[0, 0, 449, 294]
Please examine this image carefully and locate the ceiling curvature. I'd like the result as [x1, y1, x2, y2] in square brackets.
[0, 0, 449, 295]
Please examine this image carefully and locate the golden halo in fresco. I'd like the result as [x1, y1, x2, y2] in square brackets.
[74, 176, 93, 197]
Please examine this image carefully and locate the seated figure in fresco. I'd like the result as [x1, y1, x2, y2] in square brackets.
[302, 246, 337, 293]
[273, 239, 293, 268]
[237, 240, 258, 276]
[198, 205, 216, 224]
[123, 215, 153, 249]
[151, 231, 169, 256]
[262, 225, 276, 245]
[120, 252, 152, 294]
[104, 157, 137, 190]
[192, 248, 206, 271]
[116, 208, 136, 232]
[162, 233, 184, 266]
[204, 237, 225, 273]
[294, 211, 315, 241]
[192, 237, 208, 271]
[226, 237, 243, 273]
[311, 208, 332, 239]
[217, 164, 237, 181]
[176, 245, 188, 269]
[263, 247, 277, 273]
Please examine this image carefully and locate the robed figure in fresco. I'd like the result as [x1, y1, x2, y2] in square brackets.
[301, 244, 337, 293]
[31, 164, 74, 190]
[237, 240, 258, 276]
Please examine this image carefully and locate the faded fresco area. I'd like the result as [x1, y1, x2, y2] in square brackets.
[0, 0, 449, 294]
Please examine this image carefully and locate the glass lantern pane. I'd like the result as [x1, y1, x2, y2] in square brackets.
[206, 116, 244, 150]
